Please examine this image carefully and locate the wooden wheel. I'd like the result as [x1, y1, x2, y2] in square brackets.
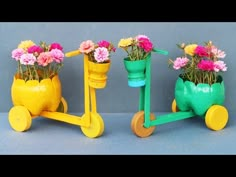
[131, 111, 156, 138]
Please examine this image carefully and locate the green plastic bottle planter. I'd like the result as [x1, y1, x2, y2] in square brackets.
[175, 75, 225, 116]
[123, 54, 150, 87]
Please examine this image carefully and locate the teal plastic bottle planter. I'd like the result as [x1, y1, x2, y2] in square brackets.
[123, 54, 150, 87]
[175, 75, 225, 116]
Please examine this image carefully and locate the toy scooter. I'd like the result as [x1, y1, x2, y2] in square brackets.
[129, 49, 229, 138]
[8, 50, 106, 138]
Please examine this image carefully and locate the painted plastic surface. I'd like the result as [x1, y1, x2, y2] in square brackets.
[56, 97, 68, 113]
[175, 76, 225, 116]
[81, 112, 104, 138]
[11, 75, 61, 116]
[88, 60, 111, 89]
[205, 105, 228, 131]
[9, 106, 32, 132]
[123, 55, 149, 87]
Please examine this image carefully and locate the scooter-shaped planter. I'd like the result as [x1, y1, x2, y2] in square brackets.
[8, 50, 107, 138]
[127, 49, 229, 138]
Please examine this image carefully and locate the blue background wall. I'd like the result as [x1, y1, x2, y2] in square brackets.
[0, 22, 235, 114]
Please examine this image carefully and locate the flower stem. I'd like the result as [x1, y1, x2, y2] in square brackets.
[33, 65, 39, 81]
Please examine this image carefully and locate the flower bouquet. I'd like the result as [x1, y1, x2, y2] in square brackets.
[168, 40, 227, 85]
[12, 40, 64, 81]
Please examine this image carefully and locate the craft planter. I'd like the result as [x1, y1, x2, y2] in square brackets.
[175, 76, 225, 116]
[88, 60, 111, 89]
[123, 54, 150, 87]
[11, 74, 62, 116]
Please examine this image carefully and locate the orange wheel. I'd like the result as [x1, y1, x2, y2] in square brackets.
[131, 111, 156, 138]
[171, 99, 179, 112]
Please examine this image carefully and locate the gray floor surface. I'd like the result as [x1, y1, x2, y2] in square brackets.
[0, 112, 235, 155]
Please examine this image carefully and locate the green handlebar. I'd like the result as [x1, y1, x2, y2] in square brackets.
[153, 48, 169, 55]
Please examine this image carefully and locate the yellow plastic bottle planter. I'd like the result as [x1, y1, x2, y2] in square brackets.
[9, 74, 63, 132]
[88, 60, 111, 89]
[11, 74, 61, 116]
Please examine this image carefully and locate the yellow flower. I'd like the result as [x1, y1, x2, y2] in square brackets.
[18, 40, 35, 51]
[184, 44, 197, 56]
[118, 38, 133, 48]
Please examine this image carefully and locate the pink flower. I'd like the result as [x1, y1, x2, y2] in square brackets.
[111, 47, 116, 52]
[20, 53, 36, 65]
[98, 40, 116, 52]
[12, 48, 25, 61]
[79, 40, 95, 54]
[211, 46, 226, 58]
[137, 37, 153, 52]
[194, 46, 209, 57]
[27, 45, 43, 55]
[94, 47, 109, 63]
[49, 43, 63, 51]
[37, 52, 53, 66]
[50, 49, 64, 63]
[214, 61, 227, 72]
[136, 35, 150, 40]
[197, 60, 215, 71]
[98, 40, 110, 48]
[173, 57, 189, 70]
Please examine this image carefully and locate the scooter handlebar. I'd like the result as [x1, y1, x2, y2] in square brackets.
[153, 48, 169, 55]
[65, 50, 81, 58]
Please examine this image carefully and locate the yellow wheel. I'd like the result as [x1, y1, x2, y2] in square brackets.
[171, 99, 179, 112]
[205, 105, 228, 131]
[131, 111, 156, 138]
[81, 112, 104, 138]
[56, 97, 68, 113]
[8, 106, 32, 132]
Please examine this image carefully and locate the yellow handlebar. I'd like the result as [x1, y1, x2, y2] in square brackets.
[65, 50, 81, 57]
